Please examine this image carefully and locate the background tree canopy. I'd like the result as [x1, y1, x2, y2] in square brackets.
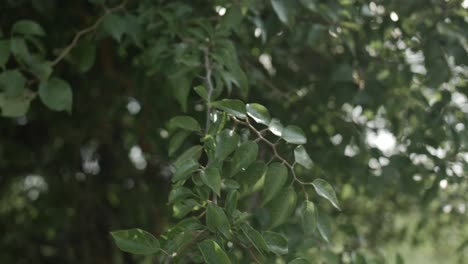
[0, 0, 467, 263]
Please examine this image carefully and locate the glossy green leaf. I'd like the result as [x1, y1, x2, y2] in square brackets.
[173, 145, 203, 168]
[268, 118, 284, 136]
[317, 209, 332, 243]
[230, 140, 258, 176]
[201, 167, 221, 196]
[172, 159, 198, 182]
[38, 77, 73, 113]
[240, 223, 269, 254]
[237, 161, 266, 194]
[262, 162, 288, 206]
[0, 90, 35, 117]
[282, 125, 307, 144]
[102, 14, 127, 42]
[198, 240, 232, 264]
[294, 145, 313, 169]
[172, 199, 199, 218]
[262, 231, 288, 255]
[206, 203, 232, 239]
[194, 85, 208, 100]
[289, 258, 310, 264]
[168, 186, 193, 203]
[169, 131, 190, 156]
[211, 99, 246, 119]
[0, 70, 26, 97]
[169, 115, 201, 132]
[271, 0, 289, 25]
[268, 186, 297, 229]
[0, 40, 10, 68]
[12, 20, 45, 36]
[110, 228, 160, 255]
[214, 129, 240, 163]
[312, 179, 340, 210]
[246, 103, 271, 125]
[225, 190, 238, 215]
[223, 179, 240, 190]
[300, 201, 317, 235]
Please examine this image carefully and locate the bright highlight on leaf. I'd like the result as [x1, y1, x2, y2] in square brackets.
[110, 228, 160, 255]
[246, 103, 271, 125]
[312, 179, 341, 210]
[282, 125, 307, 144]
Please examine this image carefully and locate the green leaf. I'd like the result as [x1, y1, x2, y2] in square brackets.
[201, 167, 221, 196]
[30, 61, 53, 81]
[299, 0, 318, 12]
[271, 0, 289, 25]
[10, 37, 30, 62]
[268, 186, 297, 229]
[268, 118, 284, 136]
[0, 70, 26, 97]
[317, 209, 332, 243]
[237, 161, 266, 194]
[240, 223, 269, 254]
[262, 231, 288, 255]
[102, 14, 127, 42]
[169, 71, 193, 112]
[172, 199, 199, 218]
[294, 145, 313, 169]
[220, 6, 243, 30]
[211, 99, 246, 119]
[0, 40, 10, 68]
[169, 116, 201, 132]
[214, 129, 240, 163]
[0, 90, 35, 117]
[172, 159, 198, 182]
[300, 201, 317, 235]
[173, 145, 203, 168]
[289, 258, 310, 264]
[12, 20, 45, 36]
[110, 228, 160, 255]
[230, 140, 258, 176]
[194, 85, 208, 100]
[38, 77, 73, 113]
[69, 39, 96, 73]
[312, 179, 340, 210]
[168, 186, 193, 203]
[225, 190, 238, 215]
[262, 162, 288, 206]
[246, 103, 271, 125]
[223, 179, 240, 190]
[282, 125, 307, 144]
[169, 131, 190, 156]
[206, 203, 232, 239]
[198, 240, 232, 264]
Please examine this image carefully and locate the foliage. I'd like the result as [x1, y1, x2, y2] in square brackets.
[0, 0, 467, 263]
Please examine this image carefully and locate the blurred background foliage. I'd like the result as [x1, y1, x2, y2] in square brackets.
[0, 0, 467, 263]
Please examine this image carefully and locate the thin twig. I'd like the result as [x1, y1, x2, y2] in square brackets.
[232, 117, 312, 199]
[51, 0, 127, 66]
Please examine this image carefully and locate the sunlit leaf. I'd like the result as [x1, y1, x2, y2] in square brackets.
[268, 118, 284, 136]
[110, 228, 160, 255]
[246, 103, 271, 125]
[271, 0, 289, 25]
[282, 125, 307, 144]
[294, 145, 313, 169]
[262, 231, 288, 255]
[198, 240, 232, 264]
[317, 209, 332, 243]
[312, 179, 340, 210]
[211, 99, 246, 119]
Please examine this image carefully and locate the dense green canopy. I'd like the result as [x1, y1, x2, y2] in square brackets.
[0, 0, 467, 263]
